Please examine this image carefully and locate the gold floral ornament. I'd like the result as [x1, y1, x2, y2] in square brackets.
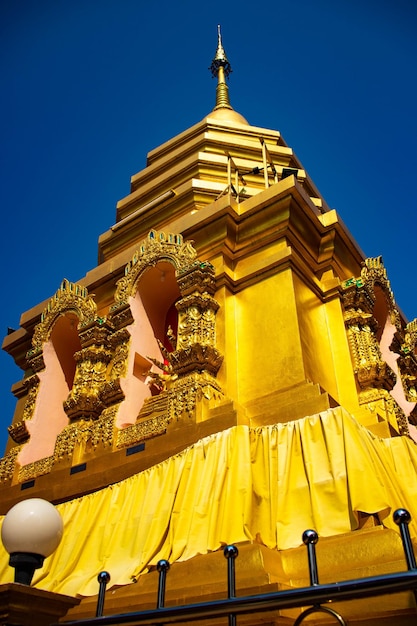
[341, 257, 414, 436]
[342, 257, 399, 394]
[28, 279, 97, 363]
[394, 318, 417, 408]
[170, 260, 223, 377]
[112, 231, 196, 307]
[63, 316, 113, 422]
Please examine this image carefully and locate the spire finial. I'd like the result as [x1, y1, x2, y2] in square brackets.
[209, 25, 233, 111]
[210, 25, 231, 78]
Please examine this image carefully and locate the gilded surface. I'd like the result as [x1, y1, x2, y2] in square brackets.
[18, 455, 54, 482]
[395, 318, 417, 404]
[17, 409, 115, 480]
[116, 414, 169, 448]
[7, 420, 30, 444]
[54, 411, 114, 461]
[116, 373, 224, 448]
[345, 310, 396, 390]
[28, 278, 97, 359]
[107, 332, 130, 380]
[176, 294, 218, 348]
[360, 256, 401, 327]
[168, 372, 223, 420]
[64, 343, 112, 421]
[176, 260, 217, 296]
[113, 230, 197, 306]
[342, 257, 414, 435]
[0, 446, 20, 483]
[20, 375, 40, 423]
[171, 262, 222, 377]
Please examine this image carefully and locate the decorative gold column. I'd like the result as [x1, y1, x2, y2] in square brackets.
[393, 319, 417, 425]
[170, 260, 223, 377]
[341, 258, 409, 436]
[63, 317, 112, 422]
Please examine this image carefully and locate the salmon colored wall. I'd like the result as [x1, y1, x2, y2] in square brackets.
[116, 294, 163, 428]
[18, 340, 70, 466]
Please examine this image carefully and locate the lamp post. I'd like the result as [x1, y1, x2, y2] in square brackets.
[1, 498, 63, 585]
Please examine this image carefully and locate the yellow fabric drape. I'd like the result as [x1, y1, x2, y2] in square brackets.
[1, 407, 417, 597]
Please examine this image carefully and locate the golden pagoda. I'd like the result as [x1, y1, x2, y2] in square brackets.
[1, 28, 417, 625]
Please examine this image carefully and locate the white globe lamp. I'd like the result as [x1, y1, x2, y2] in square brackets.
[1, 498, 63, 585]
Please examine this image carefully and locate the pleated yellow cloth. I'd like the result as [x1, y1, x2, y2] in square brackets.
[1, 406, 417, 597]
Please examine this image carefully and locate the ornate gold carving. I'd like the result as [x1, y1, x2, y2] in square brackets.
[8, 421, 30, 444]
[78, 318, 109, 346]
[387, 396, 410, 437]
[169, 344, 223, 377]
[343, 259, 398, 397]
[64, 344, 111, 421]
[176, 260, 217, 296]
[108, 303, 134, 331]
[169, 372, 223, 420]
[1, 237, 226, 477]
[18, 456, 54, 482]
[341, 257, 416, 436]
[29, 353, 45, 373]
[28, 278, 97, 361]
[176, 294, 219, 348]
[361, 256, 400, 327]
[361, 390, 410, 437]
[392, 318, 417, 405]
[54, 410, 115, 460]
[0, 446, 20, 484]
[21, 375, 40, 418]
[61, 316, 113, 422]
[115, 372, 224, 449]
[146, 362, 178, 392]
[342, 257, 400, 325]
[99, 329, 130, 407]
[406, 319, 417, 346]
[169, 261, 223, 377]
[107, 330, 131, 380]
[105, 232, 224, 452]
[7, 377, 40, 447]
[116, 414, 169, 449]
[138, 392, 170, 419]
[113, 230, 197, 307]
[100, 380, 125, 406]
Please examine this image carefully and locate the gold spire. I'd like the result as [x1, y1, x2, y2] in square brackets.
[210, 25, 233, 111]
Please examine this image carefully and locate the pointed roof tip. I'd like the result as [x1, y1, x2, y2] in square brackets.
[207, 25, 248, 125]
[210, 25, 231, 78]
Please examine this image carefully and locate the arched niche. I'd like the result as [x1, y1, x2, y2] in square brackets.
[137, 260, 180, 353]
[50, 312, 81, 389]
[18, 280, 96, 466]
[110, 231, 195, 428]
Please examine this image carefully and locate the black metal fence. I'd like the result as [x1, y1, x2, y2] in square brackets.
[60, 509, 417, 626]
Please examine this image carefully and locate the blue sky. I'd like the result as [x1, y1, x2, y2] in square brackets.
[1, 0, 416, 454]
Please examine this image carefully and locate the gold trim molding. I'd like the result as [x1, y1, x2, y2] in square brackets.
[112, 230, 197, 310]
[28, 278, 97, 361]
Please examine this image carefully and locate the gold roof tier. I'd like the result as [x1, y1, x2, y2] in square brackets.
[98, 27, 330, 263]
[99, 117, 331, 263]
